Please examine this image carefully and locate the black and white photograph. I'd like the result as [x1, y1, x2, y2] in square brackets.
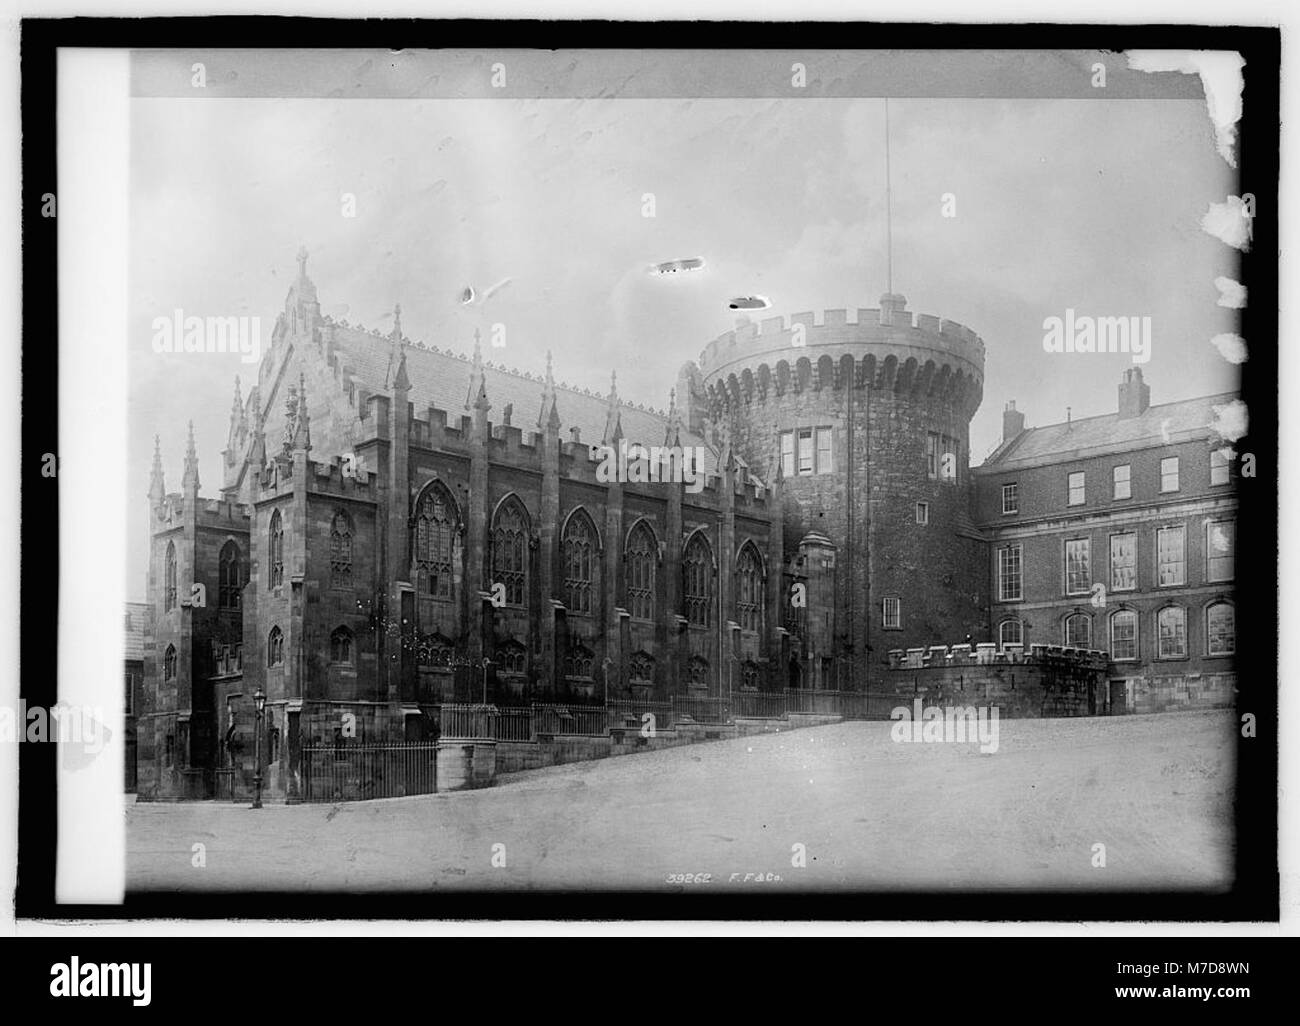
[7, 19, 1286, 980]
[98, 44, 1269, 902]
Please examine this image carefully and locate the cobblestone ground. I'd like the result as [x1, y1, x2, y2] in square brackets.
[127, 709, 1234, 893]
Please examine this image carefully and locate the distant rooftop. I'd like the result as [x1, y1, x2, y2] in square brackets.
[978, 391, 1238, 471]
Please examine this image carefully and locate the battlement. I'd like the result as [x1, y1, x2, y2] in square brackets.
[698, 297, 985, 388]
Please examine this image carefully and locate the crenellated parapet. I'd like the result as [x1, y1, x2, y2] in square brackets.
[695, 295, 985, 422]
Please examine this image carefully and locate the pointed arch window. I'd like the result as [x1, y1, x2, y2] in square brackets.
[163, 644, 177, 681]
[736, 543, 764, 632]
[219, 541, 242, 609]
[164, 541, 178, 611]
[415, 483, 457, 606]
[564, 643, 595, 681]
[492, 498, 529, 608]
[630, 651, 655, 685]
[563, 509, 597, 615]
[330, 511, 353, 589]
[497, 641, 527, 676]
[687, 655, 709, 687]
[626, 522, 657, 621]
[683, 534, 713, 626]
[268, 509, 284, 589]
[740, 660, 760, 690]
[267, 626, 284, 667]
[329, 626, 353, 666]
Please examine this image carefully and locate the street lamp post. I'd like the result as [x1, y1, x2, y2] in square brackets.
[482, 657, 491, 706]
[252, 687, 266, 809]
[602, 657, 613, 706]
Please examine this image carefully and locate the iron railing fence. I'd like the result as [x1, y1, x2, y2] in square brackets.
[301, 741, 438, 802]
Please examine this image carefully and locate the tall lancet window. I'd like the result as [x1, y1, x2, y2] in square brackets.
[492, 498, 529, 608]
[329, 511, 353, 589]
[268, 509, 284, 588]
[736, 542, 764, 633]
[683, 533, 713, 626]
[218, 541, 242, 610]
[626, 522, 657, 621]
[563, 509, 597, 615]
[164, 541, 178, 611]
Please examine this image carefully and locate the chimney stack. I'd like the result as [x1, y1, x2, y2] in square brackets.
[1002, 400, 1026, 442]
[1117, 367, 1150, 420]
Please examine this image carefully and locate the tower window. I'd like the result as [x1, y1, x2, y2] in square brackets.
[164, 541, 178, 611]
[163, 644, 177, 681]
[330, 512, 353, 590]
[330, 627, 353, 666]
[267, 626, 284, 667]
[882, 597, 901, 630]
[915, 501, 929, 525]
[815, 427, 832, 474]
[268, 509, 284, 589]
[797, 428, 814, 475]
[219, 541, 242, 609]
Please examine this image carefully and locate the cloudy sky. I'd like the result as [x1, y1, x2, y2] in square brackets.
[127, 85, 1237, 598]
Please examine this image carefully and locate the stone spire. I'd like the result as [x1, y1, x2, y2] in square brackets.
[467, 329, 489, 412]
[664, 387, 681, 447]
[182, 422, 201, 492]
[148, 435, 166, 505]
[602, 369, 622, 444]
[386, 305, 409, 393]
[226, 375, 246, 454]
[294, 373, 312, 452]
[538, 349, 561, 431]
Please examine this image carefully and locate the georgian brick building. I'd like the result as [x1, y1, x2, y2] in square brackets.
[136, 252, 1237, 799]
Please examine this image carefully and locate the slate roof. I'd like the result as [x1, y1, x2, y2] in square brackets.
[327, 322, 724, 477]
[977, 392, 1238, 471]
[124, 602, 147, 662]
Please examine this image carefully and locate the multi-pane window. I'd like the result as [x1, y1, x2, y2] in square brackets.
[997, 544, 1022, 601]
[1160, 456, 1180, 493]
[626, 523, 657, 621]
[563, 510, 597, 615]
[797, 429, 814, 475]
[1067, 471, 1085, 506]
[1064, 613, 1092, 648]
[267, 626, 284, 667]
[330, 512, 353, 589]
[1001, 483, 1018, 514]
[629, 652, 654, 684]
[1065, 538, 1091, 595]
[1113, 464, 1131, 500]
[1206, 520, 1235, 582]
[683, 534, 713, 626]
[882, 597, 901, 629]
[497, 643, 527, 676]
[915, 502, 929, 525]
[1110, 533, 1136, 592]
[1157, 525, 1186, 586]
[781, 432, 795, 479]
[1206, 602, 1235, 656]
[735, 544, 763, 632]
[687, 656, 709, 686]
[564, 645, 595, 680]
[1210, 448, 1231, 486]
[1157, 606, 1187, 658]
[164, 541, 177, 611]
[998, 619, 1023, 649]
[1109, 610, 1138, 661]
[219, 541, 241, 609]
[492, 499, 529, 607]
[163, 644, 177, 681]
[268, 509, 284, 589]
[816, 427, 832, 474]
[330, 627, 353, 665]
[415, 484, 456, 605]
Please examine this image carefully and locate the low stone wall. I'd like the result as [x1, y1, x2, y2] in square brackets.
[1127, 672, 1236, 715]
[883, 644, 1110, 718]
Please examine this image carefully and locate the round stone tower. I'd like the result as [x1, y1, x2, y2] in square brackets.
[677, 293, 988, 690]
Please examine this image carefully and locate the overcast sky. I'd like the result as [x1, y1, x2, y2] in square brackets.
[127, 91, 1238, 598]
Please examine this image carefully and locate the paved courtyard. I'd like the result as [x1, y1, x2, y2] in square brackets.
[127, 709, 1235, 893]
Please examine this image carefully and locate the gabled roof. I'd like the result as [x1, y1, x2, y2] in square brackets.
[977, 392, 1237, 472]
[124, 602, 148, 662]
[326, 322, 723, 476]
